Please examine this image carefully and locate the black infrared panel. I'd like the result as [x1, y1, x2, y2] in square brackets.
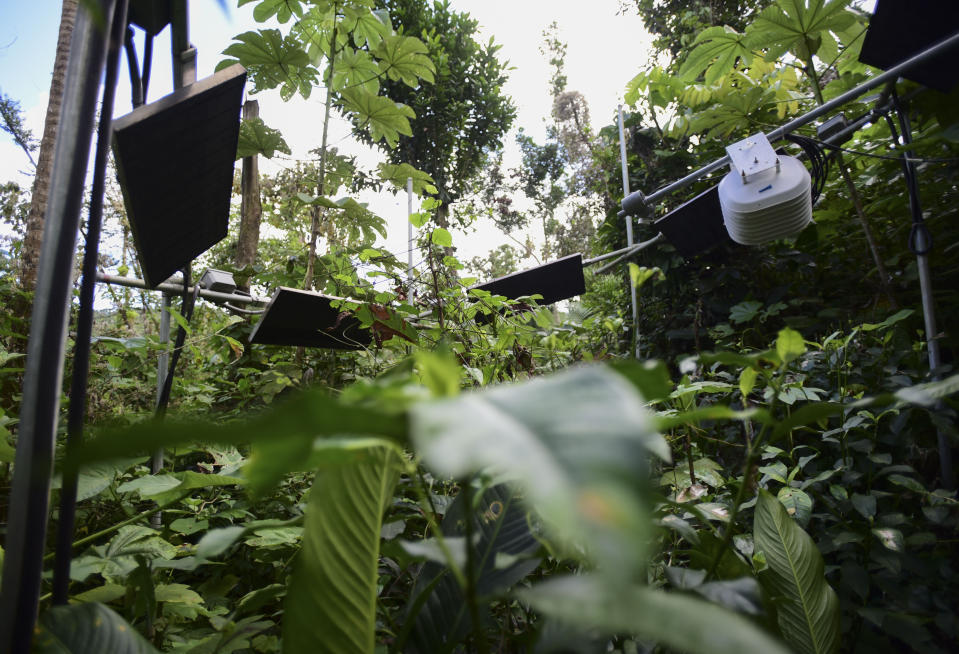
[859, 0, 959, 92]
[112, 64, 246, 287]
[472, 253, 586, 305]
[248, 287, 372, 350]
[654, 185, 730, 258]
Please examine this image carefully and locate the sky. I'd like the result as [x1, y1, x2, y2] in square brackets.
[0, 0, 653, 267]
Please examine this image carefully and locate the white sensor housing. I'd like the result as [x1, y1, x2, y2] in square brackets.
[719, 134, 814, 245]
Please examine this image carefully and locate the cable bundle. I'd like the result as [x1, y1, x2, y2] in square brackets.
[785, 133, 829, 204]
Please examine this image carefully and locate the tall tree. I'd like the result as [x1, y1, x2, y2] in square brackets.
[19, 0, 78, 292]
[234, 100, 263, 291]
[220, 0, 435, 289]
[364, 0, 515, 226]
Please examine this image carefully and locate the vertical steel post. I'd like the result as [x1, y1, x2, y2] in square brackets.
[171, 0, 196, 88]
[618, 105, 640, 359]
[153, 293, 171, 478]
[407, 177, 414, 294]
[893, 95, 954, 490]
[0, 0, 120, 649]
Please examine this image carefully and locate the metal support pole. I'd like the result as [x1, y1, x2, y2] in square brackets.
[51, 0, 129, 606]
[0, 0, 119, 649]
[618, 105, 641, 359]
[96, 272, 269, 304]
[154, 292, 171, 472]
[621, 30, 959, 214]
[407, 177, 414, 294]
[171, 0, 196, 88]
[891, 94, 954, 489]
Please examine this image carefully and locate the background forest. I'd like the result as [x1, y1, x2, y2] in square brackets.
[1, 0, 958, 652]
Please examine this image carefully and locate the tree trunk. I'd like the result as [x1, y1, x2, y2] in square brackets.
[235, 100, 262, 292]
[19, 0, 78, 293]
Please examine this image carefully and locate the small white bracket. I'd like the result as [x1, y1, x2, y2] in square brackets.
[726, 133, 778, 182]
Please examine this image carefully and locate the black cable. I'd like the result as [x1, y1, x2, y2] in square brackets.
[123, 26, 144, 108]
[884, 94, 932, 256]
[141, 31, 153, 101]
[785, 133, 828, 204]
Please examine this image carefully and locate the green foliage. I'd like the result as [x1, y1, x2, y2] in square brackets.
[236, 116, 291, 159]
[340, 89, 416, 147]
[411, 366, 669, 576]
[35, 602, 158, 653]
[377, 162, 437, 195]
[521, 575, 792, 654]
[11, 2, 959, 653]
[678, 25, 754, 85]
[361, 0, 515, 212]
[219, 29, 318, 100]
[405, 484, 541, 652]
[751, 0, 856, 62]
[373, 34, 436, 87]
[0, 91, 37, 165]
[283, 440, 404, 653]
[755, 490, 841, 654]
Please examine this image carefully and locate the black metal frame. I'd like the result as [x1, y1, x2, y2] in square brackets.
[0, 0, 124, 649]
[0, 0, 206, 648]
[50, 0, 130, 607]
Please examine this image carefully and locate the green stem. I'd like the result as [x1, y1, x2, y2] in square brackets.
[413, 470, 465, 588]
[705, 381, 780, 581]
[460, 480, 489, 654]
[43, 494, 186, 563]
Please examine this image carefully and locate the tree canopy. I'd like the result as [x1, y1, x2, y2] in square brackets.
[361, 0, 515, 224]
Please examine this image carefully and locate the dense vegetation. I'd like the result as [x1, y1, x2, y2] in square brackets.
[1, 0, 957, 652]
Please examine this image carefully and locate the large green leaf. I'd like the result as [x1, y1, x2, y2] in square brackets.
[749, 0, 856, 62]
[405, 484, 542, 653]
[73, 388, 405, 468]
[342, 4, 391, 49]
[678, 25, 754, 84]
[754, 490, 840, 654]
[410, 366, 668, 578]
[377, 162, 437, 196]
[521, 575, 791, 654]
[219, 29, 318, 99]
[281, 440, 404, 654]
[34, 602, 158, 653]
[245, 0, 304, 24]
[776, 327, 807, 365]
[0, 425, 15, 463]
[237, 117, 291, 159]
[331, 49, 381, 94]
[374, 34, 436, 87]
[339, 88, 415, 147]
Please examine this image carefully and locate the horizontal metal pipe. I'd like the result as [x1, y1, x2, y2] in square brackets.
[583, 233, 664, 266]
[622, 29, 959, 213]
[593, 234, 665, 274]
[96, 272, 269, 304]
